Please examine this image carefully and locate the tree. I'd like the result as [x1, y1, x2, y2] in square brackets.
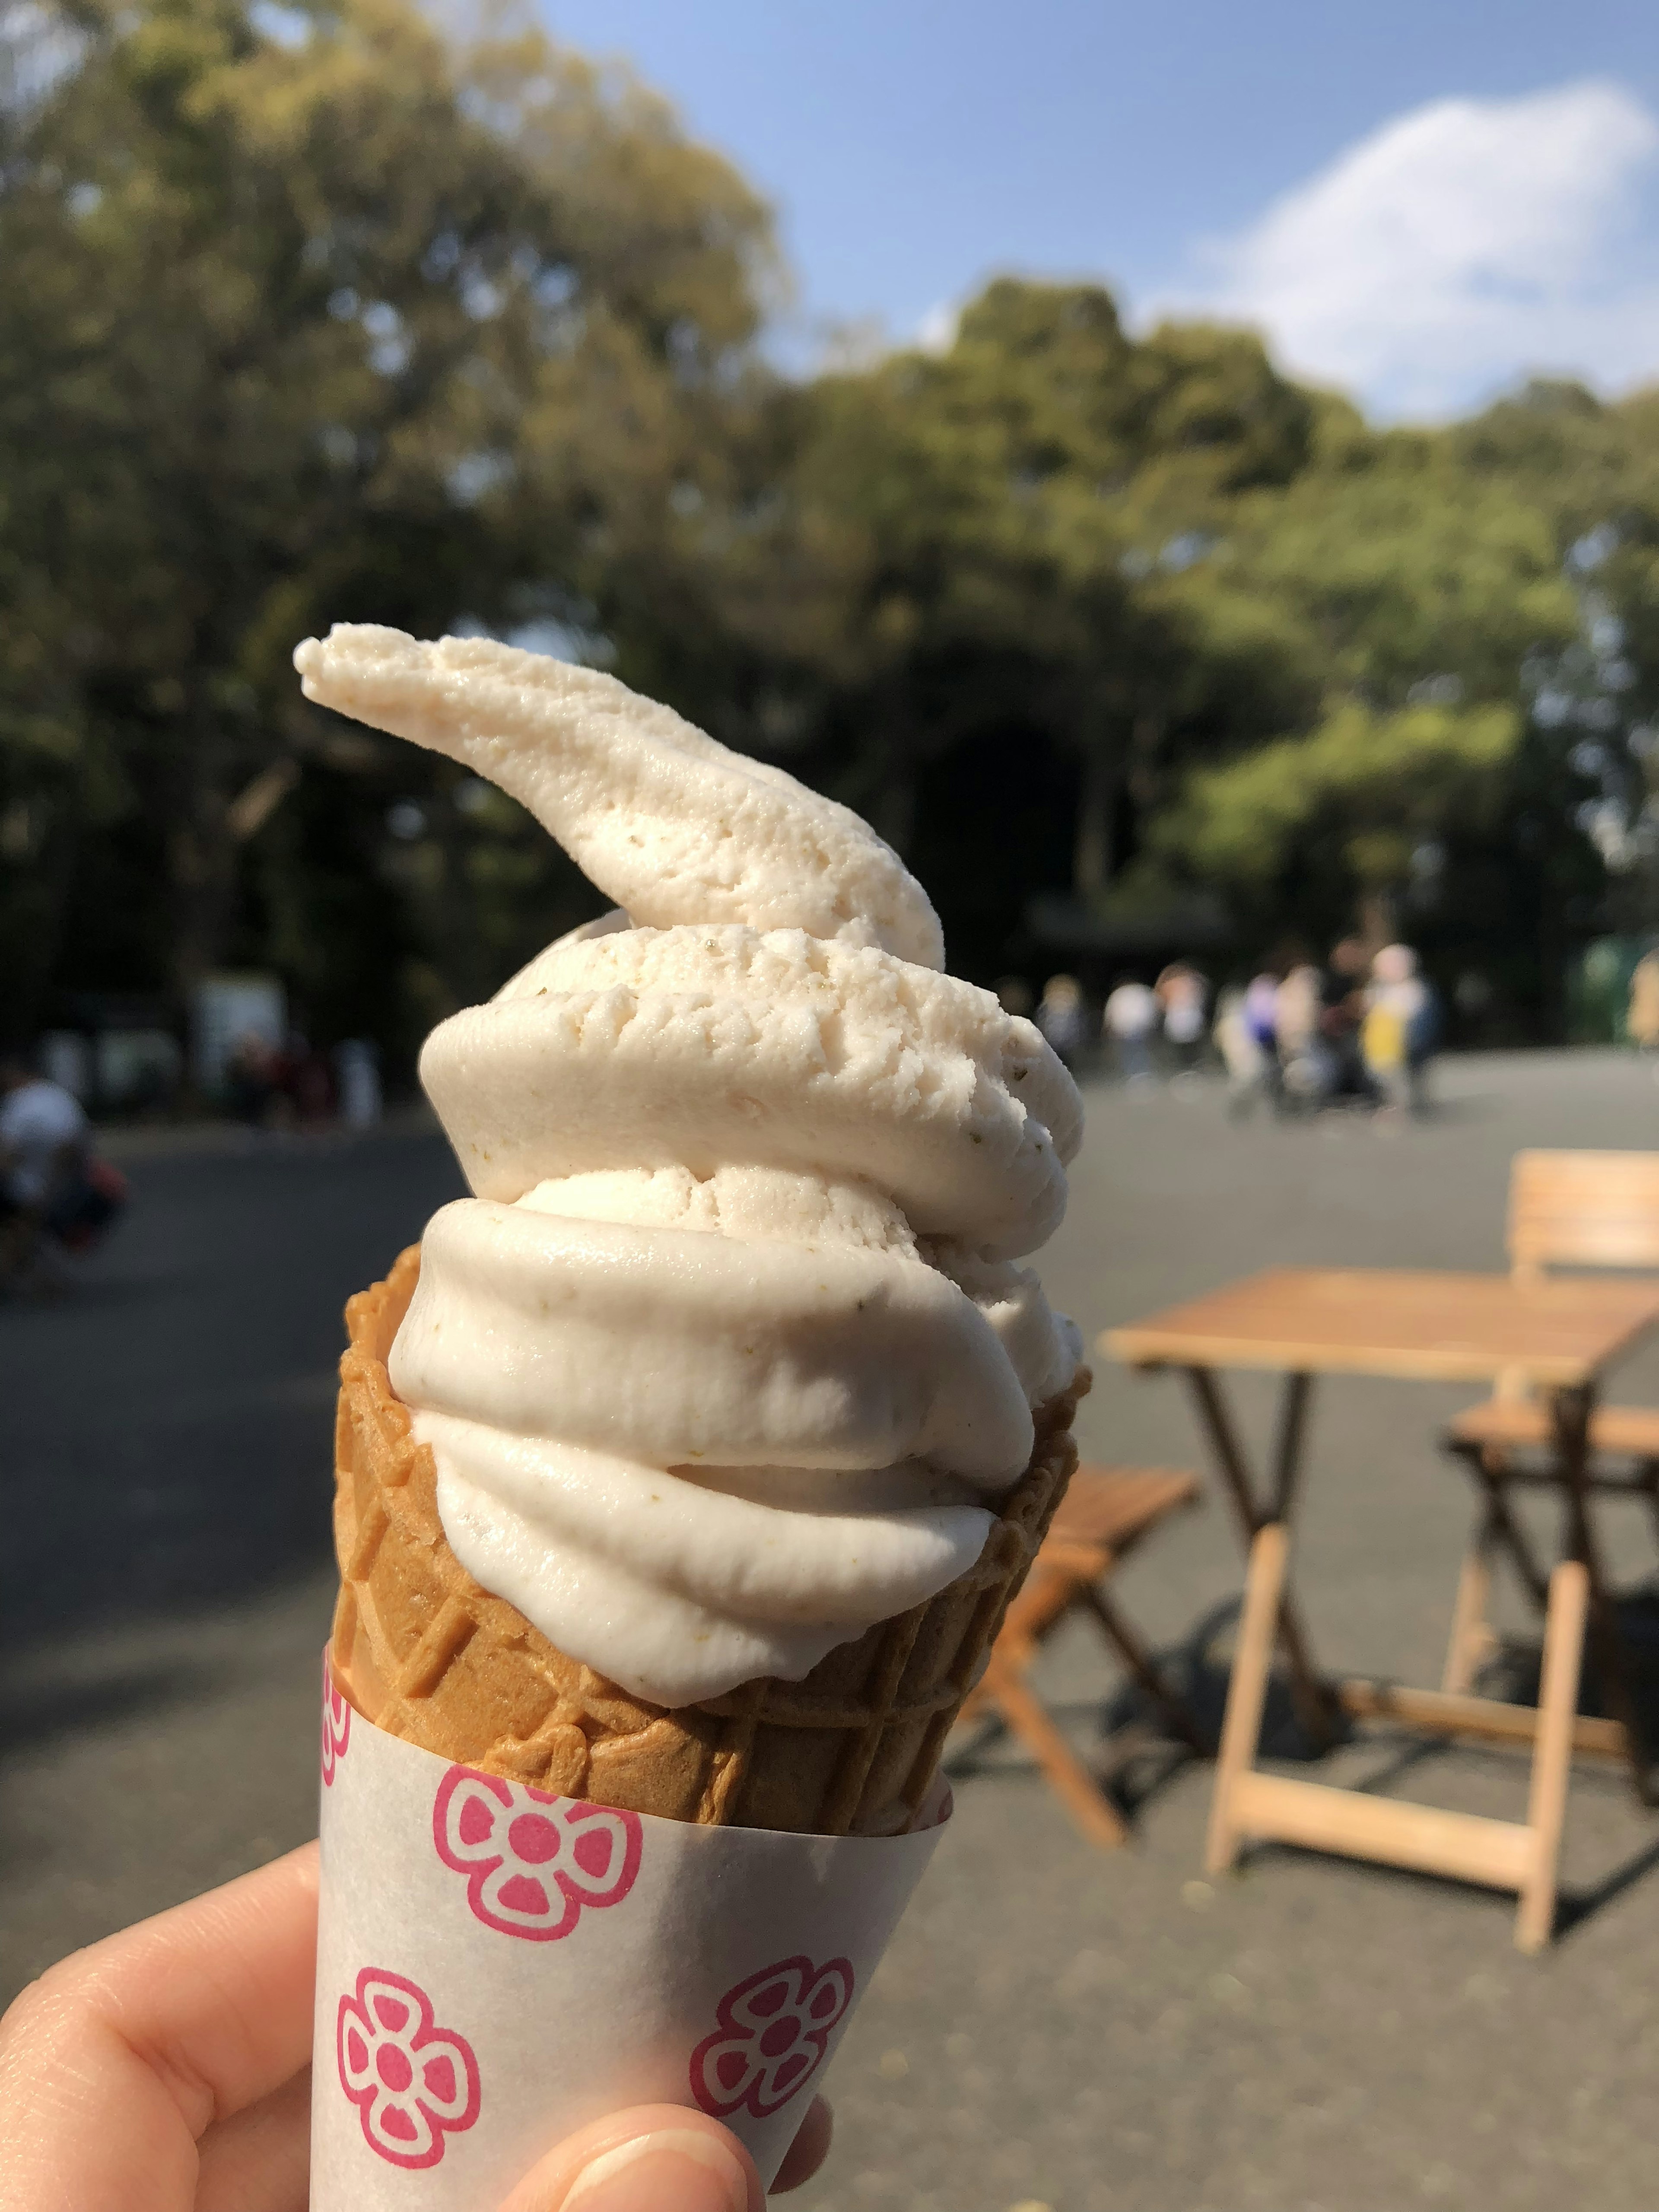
[1449, 382, 1659, 941]
[0, 0, 775, 1048]
[729, 279, 1327, 973]
[1142, 405, 1594, 1014]
[7, 25, 1653, 1056]
[1158, 697, 1519, 903]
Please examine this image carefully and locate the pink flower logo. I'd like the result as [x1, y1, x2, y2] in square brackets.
[432, 1767, 643, 1941]
[320, 1668, 351, 1788]
[337, 1968, 480, 2169]
[690, 1956, 855, 2120]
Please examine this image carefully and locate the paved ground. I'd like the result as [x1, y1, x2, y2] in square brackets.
[7, 1056, 1659, 2209]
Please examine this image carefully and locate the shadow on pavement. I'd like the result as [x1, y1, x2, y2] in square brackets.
[0, 1659, 223, 1754]
[0, 1124, 464, 1660]
[948, 1581, 1659, 1945]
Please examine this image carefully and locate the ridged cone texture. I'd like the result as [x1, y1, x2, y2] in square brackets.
[331, 1246, 1084, 1835]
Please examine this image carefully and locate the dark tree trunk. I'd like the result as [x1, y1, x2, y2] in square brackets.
[1073, 742, 1115, 899]
[167, 697, 244, 1087]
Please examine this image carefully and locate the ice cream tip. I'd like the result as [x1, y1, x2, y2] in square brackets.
[294, 623, 944, 969]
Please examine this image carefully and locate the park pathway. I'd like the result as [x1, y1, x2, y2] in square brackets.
[6, 1056, 1659, 2209]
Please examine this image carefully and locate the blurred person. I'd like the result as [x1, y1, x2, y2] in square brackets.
[0, 1051, 89, 1290]
[1628, 947, 1659, 1054]
[1243, 969, 1283, 1106]
[1036, 973, 1091, 1069]
[3, 1052, 130, 1271]
[0, 1053, 128, 1294]
[1103, 973, 1158, 1082]
[1274, 961, 1329, 1109]
[333, 1037, 383, 1130]
[1273, 962, 1320, 1053]
[1319, 938, 1377, 1104]
[1363, 943, 1438, 1112]
[0, 1842, 832, 2209]
[1214, 984, 1269, 1118]
[1156, 960, 1208, 1075]
[272, 1028, 337, 1128]
[225, 1029, 279, 1124]
[0, 1050, 88, 1202]
[993, 974, 1034, 1019]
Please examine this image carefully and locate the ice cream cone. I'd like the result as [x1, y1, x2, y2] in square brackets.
[331, 1247, 1085, 1837]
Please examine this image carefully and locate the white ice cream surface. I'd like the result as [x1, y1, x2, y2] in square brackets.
[295, 623, 1083, 1706]
[293, 624, 943, 969]
[423, 923, 1078, 1262]
[390, 1194, 1037, 1488]
[423, 1415, 995, 1703]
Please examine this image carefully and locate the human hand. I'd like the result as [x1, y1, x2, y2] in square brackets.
[0, 1843, 832, 2210]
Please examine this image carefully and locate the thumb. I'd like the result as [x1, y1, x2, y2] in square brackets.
[494, 2103, 763, 2212]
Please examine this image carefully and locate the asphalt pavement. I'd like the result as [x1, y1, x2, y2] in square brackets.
[6, 1056, 1659, 2210]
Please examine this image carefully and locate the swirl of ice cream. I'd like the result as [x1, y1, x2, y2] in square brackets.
[294, 625, 1083, 1703]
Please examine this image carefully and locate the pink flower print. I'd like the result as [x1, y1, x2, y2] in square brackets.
[690, 1956, 855, 2120]
[432, 1767, 643, 1941]
[320, 1665, 351, 1787]
[336, 1968, 480, 2170]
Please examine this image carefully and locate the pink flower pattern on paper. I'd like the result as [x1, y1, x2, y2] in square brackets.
[432, 1767, 643, 1941]
[690, 1955, 855, 2120]
[320, 1667, 351, 1787]
[337, 1967, 480, 2169]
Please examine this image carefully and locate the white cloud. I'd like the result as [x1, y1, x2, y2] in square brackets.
[1166, 82, 1659, 421]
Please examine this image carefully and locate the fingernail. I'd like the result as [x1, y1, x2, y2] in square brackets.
[561, 2128, 749, 2212]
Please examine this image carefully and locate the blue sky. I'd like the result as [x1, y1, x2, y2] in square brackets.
[540, 0, 1659, 420]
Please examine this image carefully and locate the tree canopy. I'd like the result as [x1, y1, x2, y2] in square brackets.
[5, 0, 1659, 1065]
[1, 0, 774, 1051]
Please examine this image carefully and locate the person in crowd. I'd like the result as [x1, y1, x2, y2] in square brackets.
[1319, 938, 1376, 1103]
[0, 1843, 832, 2209]
[993, 974, 1035, 1019]
[1103, 973, 1159, 1082]
[0, 1051, 130, 1292]
[0, 1050, 91, 1289]
[1036, 973, 1091, 1069]
[1628, 947, 1659, 1055]
[275, 1028, 338, 1126]
[1156, 960, 1208, 1076]
[1363, 942, 1438, 1112]
[225, 1029, 280, 1124]
[1273, 960, 1327, 1107]
[333, 1037, 384, 1129]
[1213, 983, 1268, 1116]
[1243, 969, 1283, 1106]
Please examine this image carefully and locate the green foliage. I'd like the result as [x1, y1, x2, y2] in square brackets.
[747, 281, 1326, 965]
[6, 11, 1659, 1060]
[1163, 699, 1521, 887]
[0, 0, 773, 1044]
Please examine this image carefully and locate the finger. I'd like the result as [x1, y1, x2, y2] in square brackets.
[494, 2101, 763, 2212]
[771, 2097, 833, 2193]
[194, 2065, 312, 2212]
[0, 1842, 318, 2212]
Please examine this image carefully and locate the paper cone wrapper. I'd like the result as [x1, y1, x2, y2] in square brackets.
[311, 1659, 949, 2205]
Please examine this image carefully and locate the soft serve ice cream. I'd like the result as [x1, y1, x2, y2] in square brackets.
[294, 626, 1083, 1706]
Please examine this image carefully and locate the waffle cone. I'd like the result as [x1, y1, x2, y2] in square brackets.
[330, 1246, 1084, 1835]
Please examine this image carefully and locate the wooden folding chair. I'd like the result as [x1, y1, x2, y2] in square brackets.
[1443, 1150, 1659, 1702]
[959, 1465, 1207, 1846]
[1209, 1524, 1590, 1955]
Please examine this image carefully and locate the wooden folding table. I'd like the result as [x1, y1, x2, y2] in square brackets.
[1103, 1266, 1659, 1951]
